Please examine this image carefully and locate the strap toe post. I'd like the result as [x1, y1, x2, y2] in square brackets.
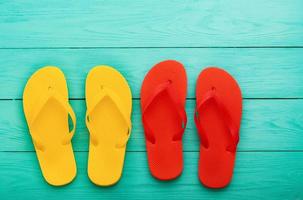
[195, 88, 239, 153]
[28, 87, 76, 151]
[85, 86, 132, 148]
[142, 80, 187, 145]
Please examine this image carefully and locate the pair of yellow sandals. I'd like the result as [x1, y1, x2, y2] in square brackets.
[23, 66, 132, 186]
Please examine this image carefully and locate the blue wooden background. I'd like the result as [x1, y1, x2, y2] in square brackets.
[0, 0, 303, 199]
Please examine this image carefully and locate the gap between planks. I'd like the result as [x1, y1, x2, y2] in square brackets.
[0, 98, 303, 101]
[2, 150, 303, 153]
[1, 46, 303, 49]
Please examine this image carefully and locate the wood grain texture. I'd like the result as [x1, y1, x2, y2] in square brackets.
[1, 99, 303, 152]
[0, 0, 302, 198]
[0, 152, 302, 200]
[1, 48, 303, 99]
[0, 0, 303, 47]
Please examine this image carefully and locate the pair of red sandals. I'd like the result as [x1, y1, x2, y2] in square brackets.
[141, 60, 242, 188]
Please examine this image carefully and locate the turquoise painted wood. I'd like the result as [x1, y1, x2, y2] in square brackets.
[0, 0, 303, 199]
[0, 152, 303, 200]
[1, 48, 303, 99]
[0, 0, 303, 47]
[1, 99, 303, 152]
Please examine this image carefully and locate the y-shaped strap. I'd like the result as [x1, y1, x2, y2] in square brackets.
[85, 86, 132, 148]
[142, 80, 187, 144]
[28, 88, 76, 151]
[194, 89, 239, 152]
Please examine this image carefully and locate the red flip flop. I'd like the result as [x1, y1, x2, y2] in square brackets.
[140, 60, 187, 180]
[194, 67, 242, 188]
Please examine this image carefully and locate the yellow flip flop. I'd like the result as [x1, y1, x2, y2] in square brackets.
[23, 66, 77, 186]
[85, 66, 132, 186]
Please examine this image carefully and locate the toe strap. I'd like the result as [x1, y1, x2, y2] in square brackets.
[85, 86, 131, 148]
[142, 80, 187, 144]
[195, 89, 239, 152]
[28, 88, 76, 151]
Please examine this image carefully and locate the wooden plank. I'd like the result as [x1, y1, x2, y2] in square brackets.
[1, 99, 303, 152]
[0, 151, 302, 199]
[1, 48, 303, 99]
[0, 0, 303, 47]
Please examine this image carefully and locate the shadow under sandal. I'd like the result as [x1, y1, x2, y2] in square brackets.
[23, 66, 77, 186]
[140, 60, 187, 180]
[195, 67, 242, 188]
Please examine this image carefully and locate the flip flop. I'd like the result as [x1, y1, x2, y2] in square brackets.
[23, 66, 77, 186]
[194, 67, 242, 188]
[140, 60, 187, 180]
[85, 66, 132, 186]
